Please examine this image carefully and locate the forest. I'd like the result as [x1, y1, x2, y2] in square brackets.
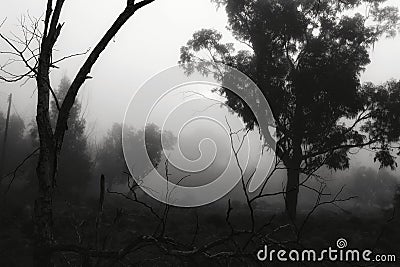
[1, 0, 400, 266]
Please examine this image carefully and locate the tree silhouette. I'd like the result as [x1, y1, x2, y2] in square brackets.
[180, 0, 400, 221]
[96, 123, 127, 189]
[0, 0, 156, 265]
[96, 122, 176, 189]
[0, 113, 32, 185]
[50, 76, 92, 199]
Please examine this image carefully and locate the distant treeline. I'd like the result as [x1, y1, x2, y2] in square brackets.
[0, 77, 175, 204]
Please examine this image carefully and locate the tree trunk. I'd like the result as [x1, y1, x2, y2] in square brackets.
[33, 142, 57, 267]
[33, 66, 57, 266]
[285, 165, 300, 222]
[284, 89, 304, 222]
[284, 135, 303, 222]
[28, 2, 154, 265]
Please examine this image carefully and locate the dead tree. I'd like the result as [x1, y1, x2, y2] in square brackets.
[0, 1, 155, 266]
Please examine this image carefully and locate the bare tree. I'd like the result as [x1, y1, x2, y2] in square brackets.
[0, 1, 155, 266]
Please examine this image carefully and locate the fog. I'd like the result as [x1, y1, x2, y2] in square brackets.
[2, 2, 400, 266]
[1, 0, 400, 210]
[1, 0, 400, 141]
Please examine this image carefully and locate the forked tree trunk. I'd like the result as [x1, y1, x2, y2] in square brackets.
[29, 2, 154, 265]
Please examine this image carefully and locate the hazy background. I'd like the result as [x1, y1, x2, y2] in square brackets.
[1, 3, 400, 265]
[1, 0, 400, 210]
[1, 0, 400, 142]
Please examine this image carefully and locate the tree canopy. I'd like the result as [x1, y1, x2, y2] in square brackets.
[180, 0, 400, 219]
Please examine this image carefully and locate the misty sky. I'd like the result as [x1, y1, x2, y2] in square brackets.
[1, 0, 237, 141]
[1, 0, 400, 177]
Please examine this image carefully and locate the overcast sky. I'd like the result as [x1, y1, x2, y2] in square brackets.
[1, 0, 400, 144]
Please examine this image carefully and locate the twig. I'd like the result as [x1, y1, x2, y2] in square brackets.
[2, 147, 39, 195]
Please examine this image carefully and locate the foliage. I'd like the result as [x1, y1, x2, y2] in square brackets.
[96, 123, 176, 187]
[180, 0, 400, 172]
[180, 0, 400, 219]
[362, 80, 400, 169]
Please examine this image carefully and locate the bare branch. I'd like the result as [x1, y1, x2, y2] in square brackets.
[2, 148, 39, 195]
[55, 0, 155, 146]
[51, 48, 90, 66]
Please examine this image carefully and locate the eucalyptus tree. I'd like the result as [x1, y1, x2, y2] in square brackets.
[180, 0, 400, 221]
